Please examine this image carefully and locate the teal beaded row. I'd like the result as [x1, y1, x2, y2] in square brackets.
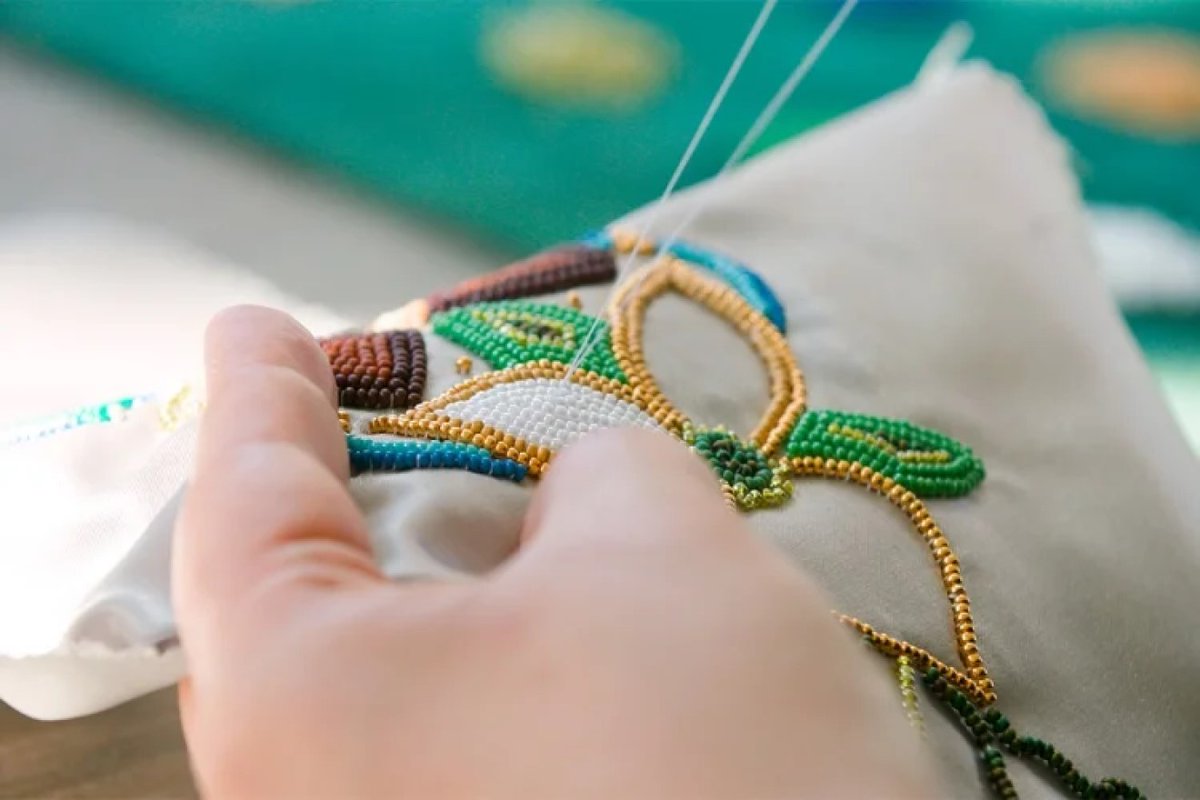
[786, 410, 985, 498]
[921, 668, 1143, 800]
[431, 300, 626, 381]
[347, 435, 527, 483]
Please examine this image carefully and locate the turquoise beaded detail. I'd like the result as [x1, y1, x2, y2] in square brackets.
[431, 300, 626, 381]
[1, 394, 154, 447]
[580, 229, 787, 332]
[347, 435, 527, 483]
[786, 410, 985, 498]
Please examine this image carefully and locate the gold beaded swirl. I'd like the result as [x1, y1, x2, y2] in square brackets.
[792, 455, 996, 706]
[608, 258, 805, 453]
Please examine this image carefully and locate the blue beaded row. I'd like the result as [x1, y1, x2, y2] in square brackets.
[346, 435, 527, 483]
[579, 230, 787, 332]
[1, 394, 154, 448]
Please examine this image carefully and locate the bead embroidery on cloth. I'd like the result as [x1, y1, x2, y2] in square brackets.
[787, 410, 986, 498]
[321, 330, 427, 410]
[426, 244, 616, 314]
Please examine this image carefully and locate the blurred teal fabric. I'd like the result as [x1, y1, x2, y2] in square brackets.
[3, 1, 1197, 252]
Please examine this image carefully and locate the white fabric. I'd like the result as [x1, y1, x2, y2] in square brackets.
[0, 216, 347, 717]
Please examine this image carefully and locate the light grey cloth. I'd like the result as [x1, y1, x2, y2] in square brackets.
[2, 64, 1197, 796]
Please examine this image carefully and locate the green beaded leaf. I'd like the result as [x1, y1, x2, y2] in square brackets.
[431, 300, 626, 381]
[786, 410, 985, 498]
[686, 427, 792, 511]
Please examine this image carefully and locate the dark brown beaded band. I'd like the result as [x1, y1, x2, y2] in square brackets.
[426, 245, 616, 313]
[321, 330, 427, 410]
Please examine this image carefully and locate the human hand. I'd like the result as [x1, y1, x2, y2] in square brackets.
[174, 305, 936, 798]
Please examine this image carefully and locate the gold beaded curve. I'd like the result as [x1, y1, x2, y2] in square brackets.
[368, 359, 685, 477]
[608, 258, 805, 454]
[792, 455, 997, 706]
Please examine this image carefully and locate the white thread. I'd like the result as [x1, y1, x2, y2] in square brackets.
[652, 0, 860, 266]
[568, 0, 860, 377]
[564, 0, 778, 379]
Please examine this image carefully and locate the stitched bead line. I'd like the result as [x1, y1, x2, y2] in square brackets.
[787, 410, 985, 498]
[347, 435, 527, 483]
[157, 384, 202, 432]
[921, 669, 1144, 800]
[609, 258, 804, 451]
[794, 456, 995, 704]
[896, 655, 926, 739]
[1, 394, 154, 447]
[432, 300, 626, 382]
[427, 245, 616, 313]
[322, 330, 427, 410]
[368, 361, 681, 477]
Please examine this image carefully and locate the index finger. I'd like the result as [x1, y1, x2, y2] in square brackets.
[173, 306, 378, 661]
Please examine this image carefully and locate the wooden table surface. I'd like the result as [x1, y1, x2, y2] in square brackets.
[0, 689, 196, 798]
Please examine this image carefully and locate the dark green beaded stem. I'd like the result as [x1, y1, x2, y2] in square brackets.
[431, 300, 626, 382]
[787, 410, 985, 498]
[920, 668, 1144, 800]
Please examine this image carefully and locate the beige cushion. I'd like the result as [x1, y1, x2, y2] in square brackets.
[355, 64, 1200, 796]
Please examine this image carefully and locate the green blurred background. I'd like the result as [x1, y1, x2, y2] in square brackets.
[2, 0, 1198, 441]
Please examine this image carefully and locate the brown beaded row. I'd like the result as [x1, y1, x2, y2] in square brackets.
[609, 258, 806, 453]
[367, 360, 683, 478]
[792, 455, 996, 705]
[321, 330, 427, 410]
[427, 245, 616, 314]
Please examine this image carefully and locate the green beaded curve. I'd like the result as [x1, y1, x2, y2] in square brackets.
[685, 426, 792, 511]
[431, 300, 626, 381]
[786, 410, 985, 498]
[921, 667, 1143, 800]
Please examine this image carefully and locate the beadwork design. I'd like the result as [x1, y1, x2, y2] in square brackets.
[792, 455, 995, 705]
[426, 245, 615, 313]
[684, 426, 792, 511]
[343, 230, 1145, 798]
[369, 360, 677, 478]
[921, 668, 1143, 800]
[321, 330, 427, 410]
[608, 258, 804, 449]
[432, 301, 626, 381]
[787, 410, 985, 498]
[347, 435, 527, 483]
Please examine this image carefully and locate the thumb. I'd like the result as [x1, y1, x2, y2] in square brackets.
[514, 427, 758, 570]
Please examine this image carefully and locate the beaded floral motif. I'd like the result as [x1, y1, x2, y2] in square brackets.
[346, 230, 1142, 799]
[432, 301, 625, 381]
[787, 410, 985, 498]
[321, 330, 427, 410]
